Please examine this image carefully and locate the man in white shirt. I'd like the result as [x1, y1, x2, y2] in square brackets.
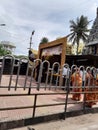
[62, 65, 70, 90]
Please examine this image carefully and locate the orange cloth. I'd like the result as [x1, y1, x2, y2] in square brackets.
[71, 72, 82, 101]
[85, 72, 96, 107]
[95, 74, 98, 100]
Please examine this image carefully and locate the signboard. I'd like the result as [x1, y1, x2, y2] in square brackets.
[42, 45, 62, 56]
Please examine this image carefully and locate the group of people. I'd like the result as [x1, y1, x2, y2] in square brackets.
[32, 59, 98, 108]
[62, 65, 98, 108]
[70, 66, 98, 108]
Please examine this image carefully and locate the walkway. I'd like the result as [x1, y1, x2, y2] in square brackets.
[0, 75, 98, 130]
[0, 75, 84, 122]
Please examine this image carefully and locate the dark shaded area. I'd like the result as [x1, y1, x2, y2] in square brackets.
[0, 58, 28, 75]
[27, 127, 35, 130]
[42, 54, 98, 68]
[66, 54, 98, 68]
[44, 54, 61, 67]
[1, 54, 98, 75]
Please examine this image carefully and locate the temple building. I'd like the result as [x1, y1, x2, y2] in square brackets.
[86, 7, 98, 55]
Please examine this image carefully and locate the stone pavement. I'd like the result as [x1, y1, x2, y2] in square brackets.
[0, 87, 84, 122]
[0, 75, 98, 130]
[0, 75, 84, 122]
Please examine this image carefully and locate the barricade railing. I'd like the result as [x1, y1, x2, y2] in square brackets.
[0, 55, 98, 120]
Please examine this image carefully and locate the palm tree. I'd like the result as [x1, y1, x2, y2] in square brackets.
[40, 37, 49, 44]
[67, 15, 90, 55]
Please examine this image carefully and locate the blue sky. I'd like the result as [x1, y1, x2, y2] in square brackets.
[0, 0, 97, 55]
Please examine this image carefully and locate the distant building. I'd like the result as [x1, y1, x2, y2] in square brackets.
[78, 42, 85, 54]
[66, 44, 72, 55]
[0, 41, 16, 54]
[70, 42, 84, 55]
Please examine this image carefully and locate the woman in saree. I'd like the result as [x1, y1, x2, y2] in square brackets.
[94, 68, 98, 102]
[84, 67, 96, 108]
[71, 67, 82, 101]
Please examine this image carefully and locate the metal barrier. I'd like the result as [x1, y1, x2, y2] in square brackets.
[0, 55, 98, 122]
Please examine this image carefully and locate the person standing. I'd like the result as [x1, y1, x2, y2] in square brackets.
[62, 65, 70, 90]
[84, 67, 96, 108]
[29, 50, 35, 62]
[80, 66, 86, 91]
[71, 67, 82, 101]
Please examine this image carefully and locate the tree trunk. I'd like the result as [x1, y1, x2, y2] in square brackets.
[77, 44, 79, 55]
[76, 38, 79, 55]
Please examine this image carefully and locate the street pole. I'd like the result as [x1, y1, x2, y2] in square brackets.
[29, 30, 35, 50]
[28, 31, 35, 95]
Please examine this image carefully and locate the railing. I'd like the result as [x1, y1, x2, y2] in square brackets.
[0, 54, 98, 121]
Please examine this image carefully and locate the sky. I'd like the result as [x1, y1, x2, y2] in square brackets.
[0, 0, 97, 55]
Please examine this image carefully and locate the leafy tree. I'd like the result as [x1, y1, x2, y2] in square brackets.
[0, 45, 12, 56]
[67, 15, 90, 55]
[40, 37, 49, 44]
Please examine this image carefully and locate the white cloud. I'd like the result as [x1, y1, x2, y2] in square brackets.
[0, 0, 97, 55]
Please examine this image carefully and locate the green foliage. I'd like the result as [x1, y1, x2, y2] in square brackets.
[68, 15, 90, 55]
[40, 37, 49, 44]
[14, 55, 28, 59]
[0, 45, 12, 56]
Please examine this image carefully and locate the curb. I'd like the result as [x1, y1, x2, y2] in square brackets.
[1, 107, 98, 130]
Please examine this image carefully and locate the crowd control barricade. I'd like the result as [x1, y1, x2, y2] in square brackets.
[0, 54, 98, 128]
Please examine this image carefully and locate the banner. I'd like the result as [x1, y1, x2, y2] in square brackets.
[42, 45, 62, 56]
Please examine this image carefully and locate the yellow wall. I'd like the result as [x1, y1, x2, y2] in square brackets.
[38, 37, 67, 67]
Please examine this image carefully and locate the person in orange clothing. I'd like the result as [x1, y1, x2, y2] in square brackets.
[94, 69, 98, 102]
[95, 73, 98, 86]
[71, 67, 82, 101]
[84, 67, 96, 108]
